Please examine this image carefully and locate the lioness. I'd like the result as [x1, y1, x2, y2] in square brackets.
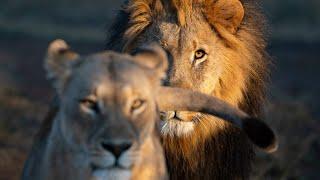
[22, 40, 276, 180]
[106, 0, 272, 179]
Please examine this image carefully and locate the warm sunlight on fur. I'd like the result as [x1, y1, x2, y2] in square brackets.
[106, 0, 270, 179]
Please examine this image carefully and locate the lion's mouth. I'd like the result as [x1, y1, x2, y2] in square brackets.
[160, 111, 198, 122]
[159, 111, 200, 136]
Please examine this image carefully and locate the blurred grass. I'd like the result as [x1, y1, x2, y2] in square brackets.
[252, 101, 319, 179]
[0, 87, 47, 180]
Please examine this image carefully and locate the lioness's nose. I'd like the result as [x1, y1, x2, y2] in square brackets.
[101, 140, 132, 159]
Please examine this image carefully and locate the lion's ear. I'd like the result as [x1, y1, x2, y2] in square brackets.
[131, 44, 168, 80]
[204, 0, 244, 34]
[44, 39, 79, 94]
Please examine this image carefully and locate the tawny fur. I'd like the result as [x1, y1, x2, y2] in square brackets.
[23, 40, 276, 180]
[106, 0, 270, 179]
[22, 41, 170, 180]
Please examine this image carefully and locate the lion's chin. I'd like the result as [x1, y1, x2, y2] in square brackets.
[159, 118, 195, 137]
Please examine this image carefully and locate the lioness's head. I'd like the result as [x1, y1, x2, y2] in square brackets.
[108, 0, 268, 136]
[45, 40, 169, 179]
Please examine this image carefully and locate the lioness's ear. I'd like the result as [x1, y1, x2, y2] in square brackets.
[44, 39, 79, 94]
[204, 0, 244, 34]
[131, 44, 168, 80]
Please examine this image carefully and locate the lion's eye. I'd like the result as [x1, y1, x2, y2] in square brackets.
[195, 49, 206, 59]
[131, 99, 146, 113]
[193, 49, 207, 65]
[80, 99, 100, 114]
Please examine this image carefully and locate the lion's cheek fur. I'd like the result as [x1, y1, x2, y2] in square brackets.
[207, 42, 247, 106]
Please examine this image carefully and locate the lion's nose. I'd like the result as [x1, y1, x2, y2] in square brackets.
[101, 140, 132, 159]
[160, 111, 176, 120]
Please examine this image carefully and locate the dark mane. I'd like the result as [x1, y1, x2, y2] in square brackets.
[105, 1, 270, 179]
[106, 0, 270, 117]
[106, 7, 131, 51]
[238, 0, 270, 117]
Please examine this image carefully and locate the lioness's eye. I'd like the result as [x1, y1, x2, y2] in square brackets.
[131, 99, 145, 113]
[193, 49, 207, 66]
[80, 99, 100, 114]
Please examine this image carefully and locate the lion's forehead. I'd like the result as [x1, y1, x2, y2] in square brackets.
[67, 57, 152, 98]
[157, 20, 215, 52]
[159, 22, 180, 37]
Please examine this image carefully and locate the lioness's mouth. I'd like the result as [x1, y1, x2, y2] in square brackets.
[91, 164, 130, 171]
[90, 153, 132, 171]
[92, 167, 131, 180]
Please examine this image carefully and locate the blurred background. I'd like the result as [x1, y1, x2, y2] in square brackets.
[0, 0, 319, 179]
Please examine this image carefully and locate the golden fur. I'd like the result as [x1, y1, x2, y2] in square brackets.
[109, 0, 268, 116]
[24, 40, 276, 180]
[106, 0, 270, 179]
[22, 40, 169, 180]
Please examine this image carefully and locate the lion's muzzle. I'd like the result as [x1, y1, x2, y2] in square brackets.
[159, 111, 198, 136]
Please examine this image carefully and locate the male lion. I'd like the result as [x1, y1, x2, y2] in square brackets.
[22, 40, 276, 180]
[106, 0, 271, 179]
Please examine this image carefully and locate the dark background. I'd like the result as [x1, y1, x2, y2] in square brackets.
[0, 0, 319, 179]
